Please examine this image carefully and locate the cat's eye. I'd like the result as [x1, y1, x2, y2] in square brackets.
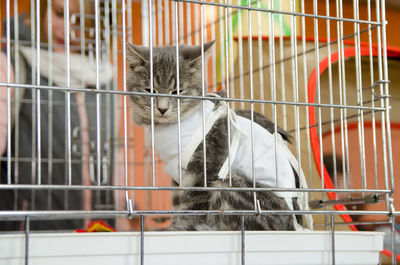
[171, 90, 184, 95]
[144, 88, 154, 93]
[131, 64, 147, 73]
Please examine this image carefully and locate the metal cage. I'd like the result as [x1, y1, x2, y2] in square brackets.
[0, 0, 397, 264]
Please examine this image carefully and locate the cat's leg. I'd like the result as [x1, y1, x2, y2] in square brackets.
[166, 173, 214, 231]
[208, 177, 295, 231]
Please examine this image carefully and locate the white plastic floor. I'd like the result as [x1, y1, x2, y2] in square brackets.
[0, 230, 383, 265]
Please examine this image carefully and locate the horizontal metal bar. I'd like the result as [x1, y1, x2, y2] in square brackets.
[0, 209, 391, 221]
[0, 157, 83, 164]
[314, 220, 391, 227]
[0, 184, 391, 194]
[0, 83, 386, 111]
[171, 0, 381, 25]
[0, 98, 105, 107]
[310, 193, 383, 209]
[0, 39, 99, 52]
[0, 157, 155, 166]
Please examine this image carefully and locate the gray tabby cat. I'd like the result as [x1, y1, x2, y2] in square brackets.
[126, 41, 302, 231]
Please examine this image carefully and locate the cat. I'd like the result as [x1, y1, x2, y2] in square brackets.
[126, 41, 305, 231]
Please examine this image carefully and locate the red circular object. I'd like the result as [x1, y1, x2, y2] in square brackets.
[307, 39, 400, 260]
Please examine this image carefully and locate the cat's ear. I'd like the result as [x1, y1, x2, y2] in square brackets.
[126, 43, 149, 68]
[181, 40, 215, 71]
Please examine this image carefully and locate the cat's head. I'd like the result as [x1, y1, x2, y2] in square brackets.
[126, 41, 215, 125]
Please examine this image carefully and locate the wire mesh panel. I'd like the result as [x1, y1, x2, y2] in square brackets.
[0, 0, 398, 264]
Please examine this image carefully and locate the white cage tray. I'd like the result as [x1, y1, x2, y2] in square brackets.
[0, 230, 383, 265]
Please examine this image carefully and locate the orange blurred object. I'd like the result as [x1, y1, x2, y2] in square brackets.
[75, 221, 118, 233]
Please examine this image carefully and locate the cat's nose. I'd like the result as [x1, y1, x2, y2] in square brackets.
[158, 107, 168, 115]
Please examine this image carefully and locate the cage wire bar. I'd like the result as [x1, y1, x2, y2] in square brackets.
[0, 0, 397, 263]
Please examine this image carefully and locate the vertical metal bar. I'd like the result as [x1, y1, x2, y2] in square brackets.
[380, 0, 395, 195]
[301, 0, 312, 199]
[165, 0, 170, 45]
[366, 0, 378, 189]
[13, 0, 20, 188]
[111, 0, 119, 206]
[211, 6, 216, 92]
[30, 0, 37, 191]
[228, 0, 235, 99]
[290, 0, 301, 185]
[13, 0, 20, 211]
[144, 131, 151, 229]
[35, 0, 42, 186]
[127, 2, 135, 200]
[111, 0, 119, 213]
[331, 214, 336, 265]
[140, 215, 144, 265]
[77, 0, 89, 113]
[339, 0, 351, 196]
[391, 214, 397, 265]
[313, 0, 323, 189]
[268, 0, 273, 117]
[336, 0, 347, 198]
[95, 0, 102, 186]
[142, 0, 149, 46]
[278, 0, 286, 128]
[247, 0, 256, 207]
[149, 0, 156, 187]
[137, 10, 148, 212]
[353, 0, 367, 193]
[174, 2, 183, 186]
[187, 2, 192, 45]
[256, 0, 264, 115]
[128, 0, 133, 43]
[179, 2, 184, 44]
[160, 170, 167, 210]
[200, 3, 207, 187]
[154, 146, 159, 205]
[104, 0, 112, 202]
[80, 0, 85, 61]
[153, 1, 159, 202]
[153, 0, 160, 209]
[203, 7, 208, 86]
[219, 0, 225, 91]
[224, 0, 232, 185]
[195, 4, 199, 45]
[358, 0, 367, 192]
[122, 0, 130, 211]
[314, 0, 328, 226]
[64, 0, 72, 186]
[237, 5, 244, 109]
[241, 215, 245, 265]
[157, 0, 163, 46]
[152, 1, 157, 47]
[47, 0, 54, 208]
[375, 0, 389, 204]
[24, 216, 30, 265]
[143, 0, 152, 228]
[6, 0, 12, 185]
[326, 0, 337, 198]
[268, 0, 278, 187]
